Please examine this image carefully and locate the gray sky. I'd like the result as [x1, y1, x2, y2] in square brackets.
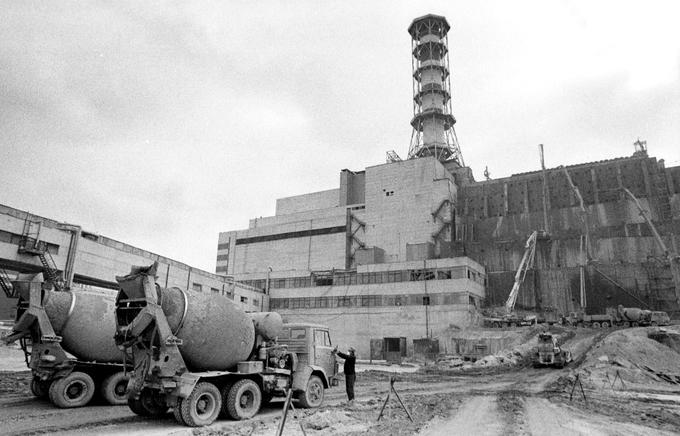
[1, 0, 679, 272]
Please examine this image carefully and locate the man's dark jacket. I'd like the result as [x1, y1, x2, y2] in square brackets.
[337, 351, 356, 375]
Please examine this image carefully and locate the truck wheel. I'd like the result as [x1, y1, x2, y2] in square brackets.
[218, 382, 234, 418]
[181, 382, 222, 427]
[592, 322, 601, 329]
[48, 371, 95, 408]
[100, 372, 129, 405]
[128, 388, 168, 416]
[226, 379, 262, 420]
[173, 397, 187, 425]
[31, 377, 51, 399]
[298, 375, 324, 408]
[492, 322, 501, 328]
[632, 322, 639, 327]
[600, 321, 610, 329]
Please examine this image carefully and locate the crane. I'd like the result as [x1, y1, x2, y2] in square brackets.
[505, 230, 539, 314]
[622, 188, 680, 308]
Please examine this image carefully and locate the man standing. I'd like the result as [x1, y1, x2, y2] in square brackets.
[333, 346, 356, 405]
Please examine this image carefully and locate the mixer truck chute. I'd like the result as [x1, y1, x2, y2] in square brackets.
[3, 275, 130, 408]
[114, 263, 338, 427]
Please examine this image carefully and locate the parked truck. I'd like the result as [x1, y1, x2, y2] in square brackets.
[566, 305, 671, 328]
[3, 274, 130, 408]
[533, 332, 572, 368]
[114, 263, 338, 427]
[607, 305, 671, 327]
[564, 311, 614, 328]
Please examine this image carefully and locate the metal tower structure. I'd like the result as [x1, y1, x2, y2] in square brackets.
[407, 14, 464, 166]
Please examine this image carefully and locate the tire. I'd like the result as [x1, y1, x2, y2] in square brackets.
[173, 397, 186, 425]
[297, 375, 324, 409]
[492, 322, 501, 328]
[632, 322, 639, 327]
[651, 321, 658, 326]
[48, 371, 95, 408]
[219, 382, 234, 418]
[601, 321, 610, 329]
[180, 382, 222, 427]
[31, 377, 51, 399]
[592, 322, 601, 329]
[128, 388, 168, 416]
[100, 372, 129, 405]
[226, 379, 262, 420]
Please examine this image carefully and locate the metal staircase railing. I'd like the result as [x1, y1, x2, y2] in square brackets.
[37, 251, 64, 291]
[0, 269, 15, 298]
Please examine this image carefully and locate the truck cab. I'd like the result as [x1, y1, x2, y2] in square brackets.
[278, 323, 339, 392]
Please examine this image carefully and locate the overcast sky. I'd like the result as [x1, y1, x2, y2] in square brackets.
[1, 1, 679, 272]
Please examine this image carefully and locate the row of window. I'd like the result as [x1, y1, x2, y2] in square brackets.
[269, 292, 476, 310]
[238, 266, 485, 291]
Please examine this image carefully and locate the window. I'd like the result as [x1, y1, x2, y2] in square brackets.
[314, 329, 332, 346]
[192, 283, 202, 292]
[210, 287, 220, 294]
[395, 296, 403, 306]
[437, 270, 451, 280]
[337, 296, 353, 307]
[422, 296, 431, 306]
[252, 298, 259, 307]
[240, 296, 248, 304]
[291, 328, 306, 339]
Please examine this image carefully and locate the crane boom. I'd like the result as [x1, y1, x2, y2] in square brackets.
[622, 188, 680, 307]
[505, 231, 539, 314]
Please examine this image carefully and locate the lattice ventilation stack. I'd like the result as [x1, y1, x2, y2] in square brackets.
[407, 14, 464, 166]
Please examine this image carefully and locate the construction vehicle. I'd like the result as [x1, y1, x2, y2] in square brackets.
[114, 263, 338, 427]
[649, 311, 671, 326]
[3, 274, 130, 408]
[532, 332, 572, 368]
[483, 230, 543, 328]
[564, 311, 614, 328]
[606, 305, 671, 327]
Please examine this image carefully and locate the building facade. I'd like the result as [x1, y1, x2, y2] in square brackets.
[0, 203, 265, 320]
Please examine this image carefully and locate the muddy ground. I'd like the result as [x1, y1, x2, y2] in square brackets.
[1, 327, 679, 435]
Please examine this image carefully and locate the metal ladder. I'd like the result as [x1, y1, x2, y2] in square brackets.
[18, 215, 64, 291]
[0, 269, 15, 298]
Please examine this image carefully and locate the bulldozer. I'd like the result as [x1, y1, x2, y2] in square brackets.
[532, 332, 572, 368]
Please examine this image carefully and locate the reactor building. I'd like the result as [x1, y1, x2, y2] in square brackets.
[217, 14, 680, 357]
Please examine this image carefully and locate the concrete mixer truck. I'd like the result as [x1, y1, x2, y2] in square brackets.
[114, 263, 338, 427]
[3, 275, 130, 408]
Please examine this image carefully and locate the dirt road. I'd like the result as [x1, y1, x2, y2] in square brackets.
[3, 365, 678, 435]
[2, 327, 679, 435]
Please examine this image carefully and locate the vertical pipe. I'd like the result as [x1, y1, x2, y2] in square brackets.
[539, 144, 550, 233]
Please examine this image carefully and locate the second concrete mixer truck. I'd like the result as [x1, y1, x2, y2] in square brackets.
[4, 275, 130, 408]
[114, 263, 338, 427]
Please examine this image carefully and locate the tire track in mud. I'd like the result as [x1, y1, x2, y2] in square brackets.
[497, 390, 529, 436]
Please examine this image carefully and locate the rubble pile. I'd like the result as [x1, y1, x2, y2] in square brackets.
[431, 326, 576, 371]
[579, 326, 680, 390]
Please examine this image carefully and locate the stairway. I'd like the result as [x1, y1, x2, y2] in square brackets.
[17, 216, 65, 291]
[0, 269, 15, 298]
[37, 251, 64, 291]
